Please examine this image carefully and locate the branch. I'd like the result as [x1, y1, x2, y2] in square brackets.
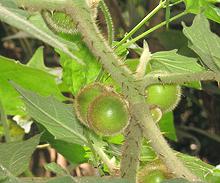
[141, 71, 220, 87]
[99, 0, 114, 45]
[120, 113, 143, 182]
[132, 102, 200, 181]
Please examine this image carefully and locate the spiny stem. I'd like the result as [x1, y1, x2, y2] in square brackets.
[132, 102, 200, 181]
[117, 11, 187, 51]
[99, 0, 114, 45]
[120, 114, 143, 182]
[142, 71, 220, 87]
[116, 0, 165, 48]
[0, 100, 10, 142]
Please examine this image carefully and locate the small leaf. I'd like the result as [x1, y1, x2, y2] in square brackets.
[177, 152, 215, 182]
[0, 165, 23, 183]
[150, 50, 204, 74]
[183, 14, 220, 73]
[0, 134, 41, 176]
[44, 162, 69, 176]
[58, 34, 101, 94]
[12, 82, 88, 146]
[27, 47, 48, 72]
[46, 176, 75, 183]
[159, 112, 177, 141]
[184, 0, 220, 24]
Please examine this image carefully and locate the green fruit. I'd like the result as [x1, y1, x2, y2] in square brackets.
[88, 93, 130, 136]
[142, 170, 166, 183]
[75, 83, 108, 126]
[150, 107, 162, 123]
[146, 84, 181, 113]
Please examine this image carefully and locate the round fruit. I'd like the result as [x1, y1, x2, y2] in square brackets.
[146, 84, 181, 113]
[87, 93, 130, 136]
[141, 170, 166, 183]
[150, 107, 162, 123]
[75, 83, 108, 126]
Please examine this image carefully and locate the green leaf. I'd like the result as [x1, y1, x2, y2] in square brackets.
[0, 5, 83, 64]
[0, 55, 64, 115]
[156, 30, 196, 57]
[49, 139, 87, 164]
[27, 47, 48, 71]
[150, 50, 203, 89]
[0, 165, 23, 183]
[184, 0, 220, 24]
[44, 162, 69, 176]
[46, 176, 75, 183]
[150, 50, 204, 74]
[183, 14, 220, 73]
[177, 153, 216, 182]
[140, 141, 157, 162]
[0, 134, 40, 176]
[58, 34, 101, 94]
[12, 82, 88, 146]
[159, 112, 177, 141]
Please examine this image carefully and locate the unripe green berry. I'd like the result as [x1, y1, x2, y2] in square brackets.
[88, 93, 130, 136]
[146, 84, 181, 113]
[141, 170, 166, 183]
[75, 83, 108, 126]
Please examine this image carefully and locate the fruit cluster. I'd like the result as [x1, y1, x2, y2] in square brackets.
[75, 83, 130, 136]
[75, 83, 181, 136]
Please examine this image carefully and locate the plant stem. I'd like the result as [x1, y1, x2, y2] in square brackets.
[170, 0, 184, 7]
[142, 71, 220, 87]
[99, 0, 114, 45]
[118, 11, 187, 51]
[93, 145, 117, 175]
[120, 112, 143, 182]
[116, 1, 165, 48]
[0, 100, 10, 142]
[165, 0, 170, 29]
[132, 102, 200, 181]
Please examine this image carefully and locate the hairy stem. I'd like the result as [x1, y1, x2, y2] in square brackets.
[120, 114, 143, 182]
[132, 102, 200, 181]
[141, 71, 220, 87]
[99, 0, 114, 45]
